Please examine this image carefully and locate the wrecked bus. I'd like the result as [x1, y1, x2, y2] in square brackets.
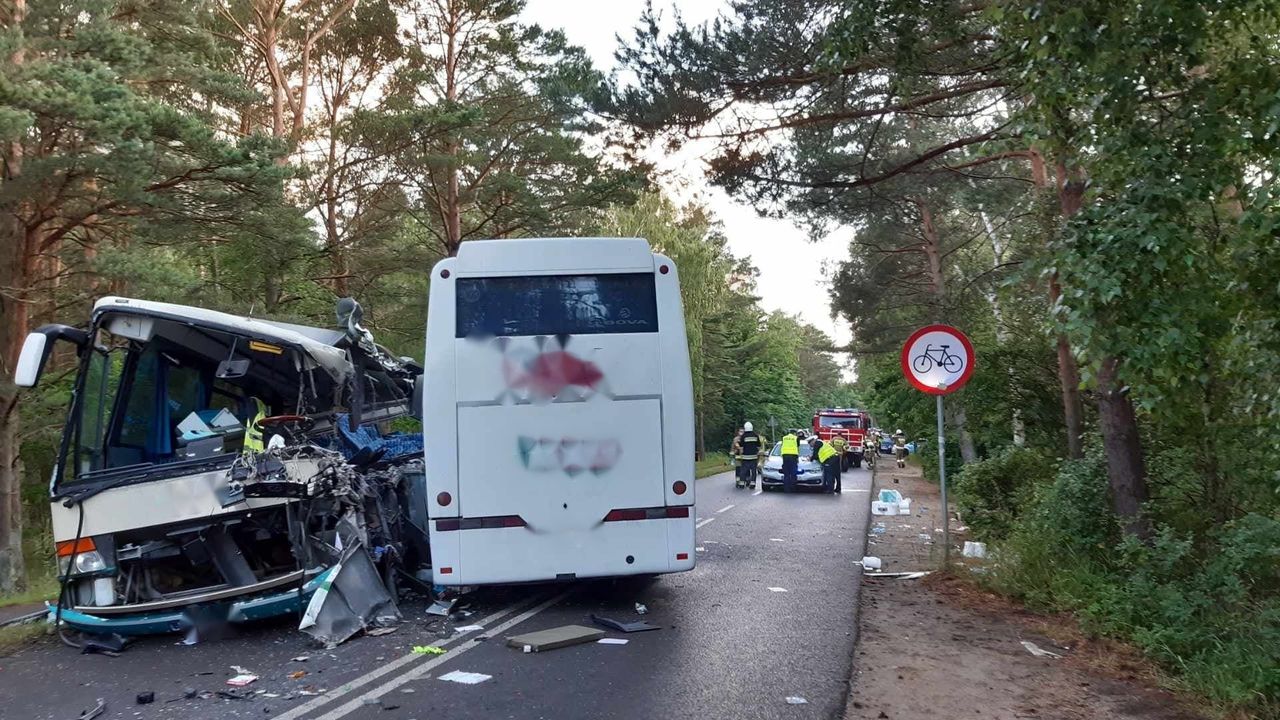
[423, 237, 695, 585]
[16, 297, 427, 642]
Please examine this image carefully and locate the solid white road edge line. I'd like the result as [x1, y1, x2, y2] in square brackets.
[695, 517, 716, 529]
[272, 596, 537, 720]
[716, 504, 735, 513]
[312, 591, 572, 720]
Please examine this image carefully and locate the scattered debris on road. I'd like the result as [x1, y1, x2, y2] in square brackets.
[591, 613, 661, 633]
[366, 627, 398, 637]
[785, 696, 809, 704]
[76, 698, 106, 720]
[226, 673, 258, 687]
[634, 603, 648, 615]
[507, 624, 604, 652]
[135, 691, 154, 705]
[427, 598, 458, 617]
[411, 645, 446, 655]
[860, 556, 882, 570]
[963, 541, 988, 558]
[767, 587, 788, 592]
[438, 670, 492, 685]
[598, 638, 629, 645]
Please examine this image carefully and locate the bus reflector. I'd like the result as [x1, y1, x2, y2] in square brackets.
[604, 506, 691, 522]
[436, 492, 452, 507]
[672, 481, 687, 495]
[56, 538, 95, 557]
[434, 515, 526, 532]
[439, 567, 453, 574]
[676, 553, 689, 560]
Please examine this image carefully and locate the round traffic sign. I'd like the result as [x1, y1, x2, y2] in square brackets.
[900, 324, 975, 395]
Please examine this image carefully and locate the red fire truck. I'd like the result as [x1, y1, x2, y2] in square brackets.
[812, 408, 873, 469]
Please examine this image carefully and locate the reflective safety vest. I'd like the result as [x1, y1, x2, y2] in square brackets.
[817, 442, 837, 464]
[243, 397, 268, 454]
[831, 436, 846, 453]
[738, 431, 762, 460]
[780, 433, 799, 456]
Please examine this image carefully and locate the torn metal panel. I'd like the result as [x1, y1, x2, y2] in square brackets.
[299, 531, 401, 647]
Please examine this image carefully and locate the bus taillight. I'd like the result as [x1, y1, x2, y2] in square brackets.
[672, 481, 687, 495]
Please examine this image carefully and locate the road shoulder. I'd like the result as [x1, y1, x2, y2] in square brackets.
[845, 461, 1207, 720]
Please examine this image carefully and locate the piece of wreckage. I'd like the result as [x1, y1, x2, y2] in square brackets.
[16, 296, 433, 647]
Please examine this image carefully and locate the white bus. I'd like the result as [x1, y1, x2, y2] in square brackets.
[422, 237, 695, 585]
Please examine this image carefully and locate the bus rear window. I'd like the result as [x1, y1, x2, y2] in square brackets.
[456, 273, 659, 338]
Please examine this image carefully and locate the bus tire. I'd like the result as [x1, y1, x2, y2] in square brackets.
[853, 457, 862, 469]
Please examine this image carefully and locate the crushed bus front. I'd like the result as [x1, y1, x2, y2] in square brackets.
[20, 297, 429, 644]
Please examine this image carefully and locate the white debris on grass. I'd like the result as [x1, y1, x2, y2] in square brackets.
[1020, 640, 1064, 659]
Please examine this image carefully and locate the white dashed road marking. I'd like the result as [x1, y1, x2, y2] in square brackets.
[716, 504, 735, 513]
[695, 517, 716, 529]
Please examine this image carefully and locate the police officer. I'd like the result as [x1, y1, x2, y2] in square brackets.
[780, 430, 800, 493]
[813, 436, 840, 493]
[737, 422, 762, 489]
[830, 434, 847, 478]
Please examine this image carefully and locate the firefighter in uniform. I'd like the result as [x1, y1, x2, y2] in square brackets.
[736, 422, 762, 489]
[863, 430, 878, 469]
[894, 429, 908, 468]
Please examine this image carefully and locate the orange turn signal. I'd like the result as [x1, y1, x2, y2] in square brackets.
[55, 538, 95, 557]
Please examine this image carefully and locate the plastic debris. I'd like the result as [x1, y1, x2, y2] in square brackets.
[288, 670, 308, 679]
[767, 587, 788, 593]
[366, 627, 397, 637]
[860, 556, 883, 570]
[411, 645, 446, 655]
[785, 696, 809, 704]
[590, 613, 661, 633]
[1021, 640, 1063, 659]
[292, 656, 310, 662]
[454, 624, 485, 634]
[634, 603, 648, 615]
[216, 690, 249, 700]
[878, 489, 904, 504]
[963, 541, 988, 558]
[226, 674, 258, 687]
[597, 638, 629, 645]
[135, 691, 154, 705]
[438, 670, 491, 685]
[770, 538, 785, 542]
[869, 526, 886, 535]
[871, 501, 898, 516]
[426, 598, 457, 617]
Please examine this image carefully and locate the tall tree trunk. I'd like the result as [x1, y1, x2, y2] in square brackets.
[1096, 357, 1150, 537]
[1057, 159, 1149, 534]
[977, 205, 1026, 446]
[0, 0, 29, 593]
[1033, 153, 1085, 458]
[952, 401, 979, 464]
[443, 0, 462, 255]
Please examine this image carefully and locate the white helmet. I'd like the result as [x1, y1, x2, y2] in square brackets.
[743, 422, 753, 432]
[896, 429, 903, 434]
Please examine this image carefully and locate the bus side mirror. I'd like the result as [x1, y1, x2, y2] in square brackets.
[15, 325, 88, 388]
[410, 374, 424, 420]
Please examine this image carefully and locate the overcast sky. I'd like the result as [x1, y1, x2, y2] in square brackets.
[522, 0, 856, 378]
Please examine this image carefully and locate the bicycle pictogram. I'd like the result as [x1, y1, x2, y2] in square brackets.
[912, 343, 965, 374]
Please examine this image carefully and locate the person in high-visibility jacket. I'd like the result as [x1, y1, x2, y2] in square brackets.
[815, 436, 840, 493]
[830, 434, 847, 476]
[243, 397, 269, 454]
[779, 431, 800, 492]
[893, 429, 908, 468]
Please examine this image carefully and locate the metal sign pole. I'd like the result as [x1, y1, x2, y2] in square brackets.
[936, 394, 949, 566]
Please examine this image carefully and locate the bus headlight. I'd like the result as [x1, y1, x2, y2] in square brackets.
[74, 550, 107, 574]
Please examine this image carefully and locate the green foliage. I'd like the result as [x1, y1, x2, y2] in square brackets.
[954, 447, 1057, 542]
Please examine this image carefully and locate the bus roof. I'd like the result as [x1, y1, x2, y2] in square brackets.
[452, 237, 656, 275]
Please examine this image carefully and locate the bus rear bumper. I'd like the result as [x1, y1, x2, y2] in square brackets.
[432, 515, 695, 585]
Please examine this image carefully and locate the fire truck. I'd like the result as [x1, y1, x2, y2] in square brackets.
[812, 408, 873, 469]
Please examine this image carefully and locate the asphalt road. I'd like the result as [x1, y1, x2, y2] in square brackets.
[0, 467, 872, 720]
